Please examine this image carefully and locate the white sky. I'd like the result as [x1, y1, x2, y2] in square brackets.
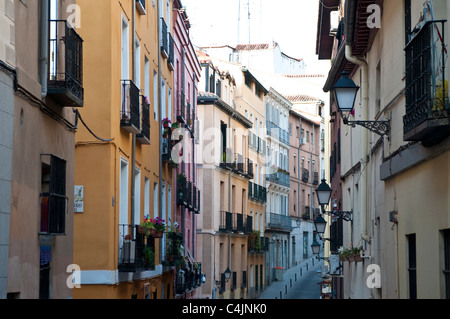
[182, 0, 330, 73]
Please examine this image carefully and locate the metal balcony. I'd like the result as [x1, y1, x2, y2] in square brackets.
[118, 224, 155, 272]
[136, 96, 150, 144]
[120, 80, 141, 134]
[404, 20, 450, 145]
[48, 20, 84, 107]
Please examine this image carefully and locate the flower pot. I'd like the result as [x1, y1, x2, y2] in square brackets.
[148, 228, 157, 237]
[137, 226, 146, 235]
[163, 123, 169, 128]
[154, 231, 164, 238]
[354, 255, 364, 263]
[348, 256, 355, 262]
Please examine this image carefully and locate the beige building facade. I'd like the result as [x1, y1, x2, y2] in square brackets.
[6, 0, 81, 299]
[318, 0, 450, 299]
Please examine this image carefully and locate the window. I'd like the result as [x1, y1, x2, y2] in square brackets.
[153, 70, 158, 119]
[134, 167, 141, 226]
[40, 155, 66, 235]
[134, 38, 141, 89]
[121, 17, 130, 80]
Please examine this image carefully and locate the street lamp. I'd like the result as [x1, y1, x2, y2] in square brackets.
[332, 71, 390, 136]
[332, 71, 360, 113]
[314, 215, 327, 235]
[311, 238, 321, 256]
[314, 179, 353, 223]
[224, 267, 232, 281]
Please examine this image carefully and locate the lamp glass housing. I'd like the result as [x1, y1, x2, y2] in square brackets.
[311, 239, 321, 256]
[333, 72, 360, 113]
[314, 215, 327, 235]
[316, 179, 332, 207]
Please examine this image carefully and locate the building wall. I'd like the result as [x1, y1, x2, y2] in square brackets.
[73, 0, 167, 299]
[7, 0, 77, 299]
[0, 0, 15, 298]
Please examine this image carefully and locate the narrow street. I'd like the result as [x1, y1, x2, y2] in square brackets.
[258, 258, 324, 299]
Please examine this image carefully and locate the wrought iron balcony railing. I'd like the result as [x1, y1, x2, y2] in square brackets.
[48, 20, 84, 107]
[248, 182, 267, 202]
[219, 211, 253, 234]
[404, 20, 450, 144]
[168, 32, 174, 70]
[177, 91, 186, 123]
[120, 80, 141, 134]
[118, 224, 155, 272]
[266, 213, 293, 232]
[266, 171, 290, 187]
[137, 96, 150, 144]
[160, 18, 168, 58]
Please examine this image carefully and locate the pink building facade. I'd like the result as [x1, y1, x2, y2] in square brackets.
[171, 0, 202, 299]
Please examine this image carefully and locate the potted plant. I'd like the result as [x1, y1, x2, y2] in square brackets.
[162, 117, 171, 128]
[140, 215, 166, 238]
[143, 246, 155, 270]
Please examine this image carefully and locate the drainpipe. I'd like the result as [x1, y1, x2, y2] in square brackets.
[131, 0, 136, 232]
[41, 0, 49, 98]
[157, 0, 163, 263]
[345, 45, 369, 245]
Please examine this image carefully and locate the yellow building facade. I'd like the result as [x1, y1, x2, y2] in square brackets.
[73, 0, 175, 299]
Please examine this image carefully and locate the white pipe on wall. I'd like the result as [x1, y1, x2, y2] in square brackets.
[345, 45, 370, 245]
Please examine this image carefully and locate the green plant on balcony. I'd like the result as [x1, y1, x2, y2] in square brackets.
[339, 244, 362, 262]
[140, 215, 166, 238]
[248, 231, 261, 253]
[143, 246, 155, 270]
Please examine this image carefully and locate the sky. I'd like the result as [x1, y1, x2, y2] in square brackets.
[181, 0, 330, 74]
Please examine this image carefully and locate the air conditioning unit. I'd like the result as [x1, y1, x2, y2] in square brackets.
[330, 11, 340, 36]
[122, 240, 135, 263]
[301, 138, 306, 145]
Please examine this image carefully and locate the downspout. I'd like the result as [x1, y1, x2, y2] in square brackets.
[41, 0, 49, 98]
[345, 44, 369, 244]
[131, 0, 136, 232]
[157, 0, 163, 263]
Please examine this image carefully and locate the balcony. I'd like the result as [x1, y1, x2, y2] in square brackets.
[266, 213, 293, 232]
[232, 153, 245, 175]
[177, 91, 186, 123]
[168, 32, 174, 71]
[48, 20, 84, 107]
[164, 231, 184, 267]
[220, 148, 234, 170]
[248, 182, 267, 202]
[120, 80, 141, 134]
[302, 206, 310, 220]
[136, 96, 150, 144]
[302, 168, 309, 183]
[219, 211, 253, 234]
[175, 265, 204, 295]
[245, 158, 254, 179]
[266, 170, 290, 188]
[404, 20, 450, 145]
[160, 18, 168, 59]
[313, 172, 319, 185]
[266, 121, 289, 145]
[118, 224, 155, 272]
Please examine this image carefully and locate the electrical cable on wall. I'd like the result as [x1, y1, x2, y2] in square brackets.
[73, 109, 114, 142]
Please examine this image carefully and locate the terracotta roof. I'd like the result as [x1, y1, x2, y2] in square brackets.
[284, 94, 322, 103]
[235, 43, 270, 51]
[283, 74, 325, 78]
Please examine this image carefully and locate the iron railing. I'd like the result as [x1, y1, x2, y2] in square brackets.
[118, 224, 155, 272]
[160, 18, 168, 58]
[48, 20, 84, 107]
[137, 96, 150, 144]
[266, 213, 293, 232]
[404, 20, 450, 143]
[120, 80, 141, 134]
